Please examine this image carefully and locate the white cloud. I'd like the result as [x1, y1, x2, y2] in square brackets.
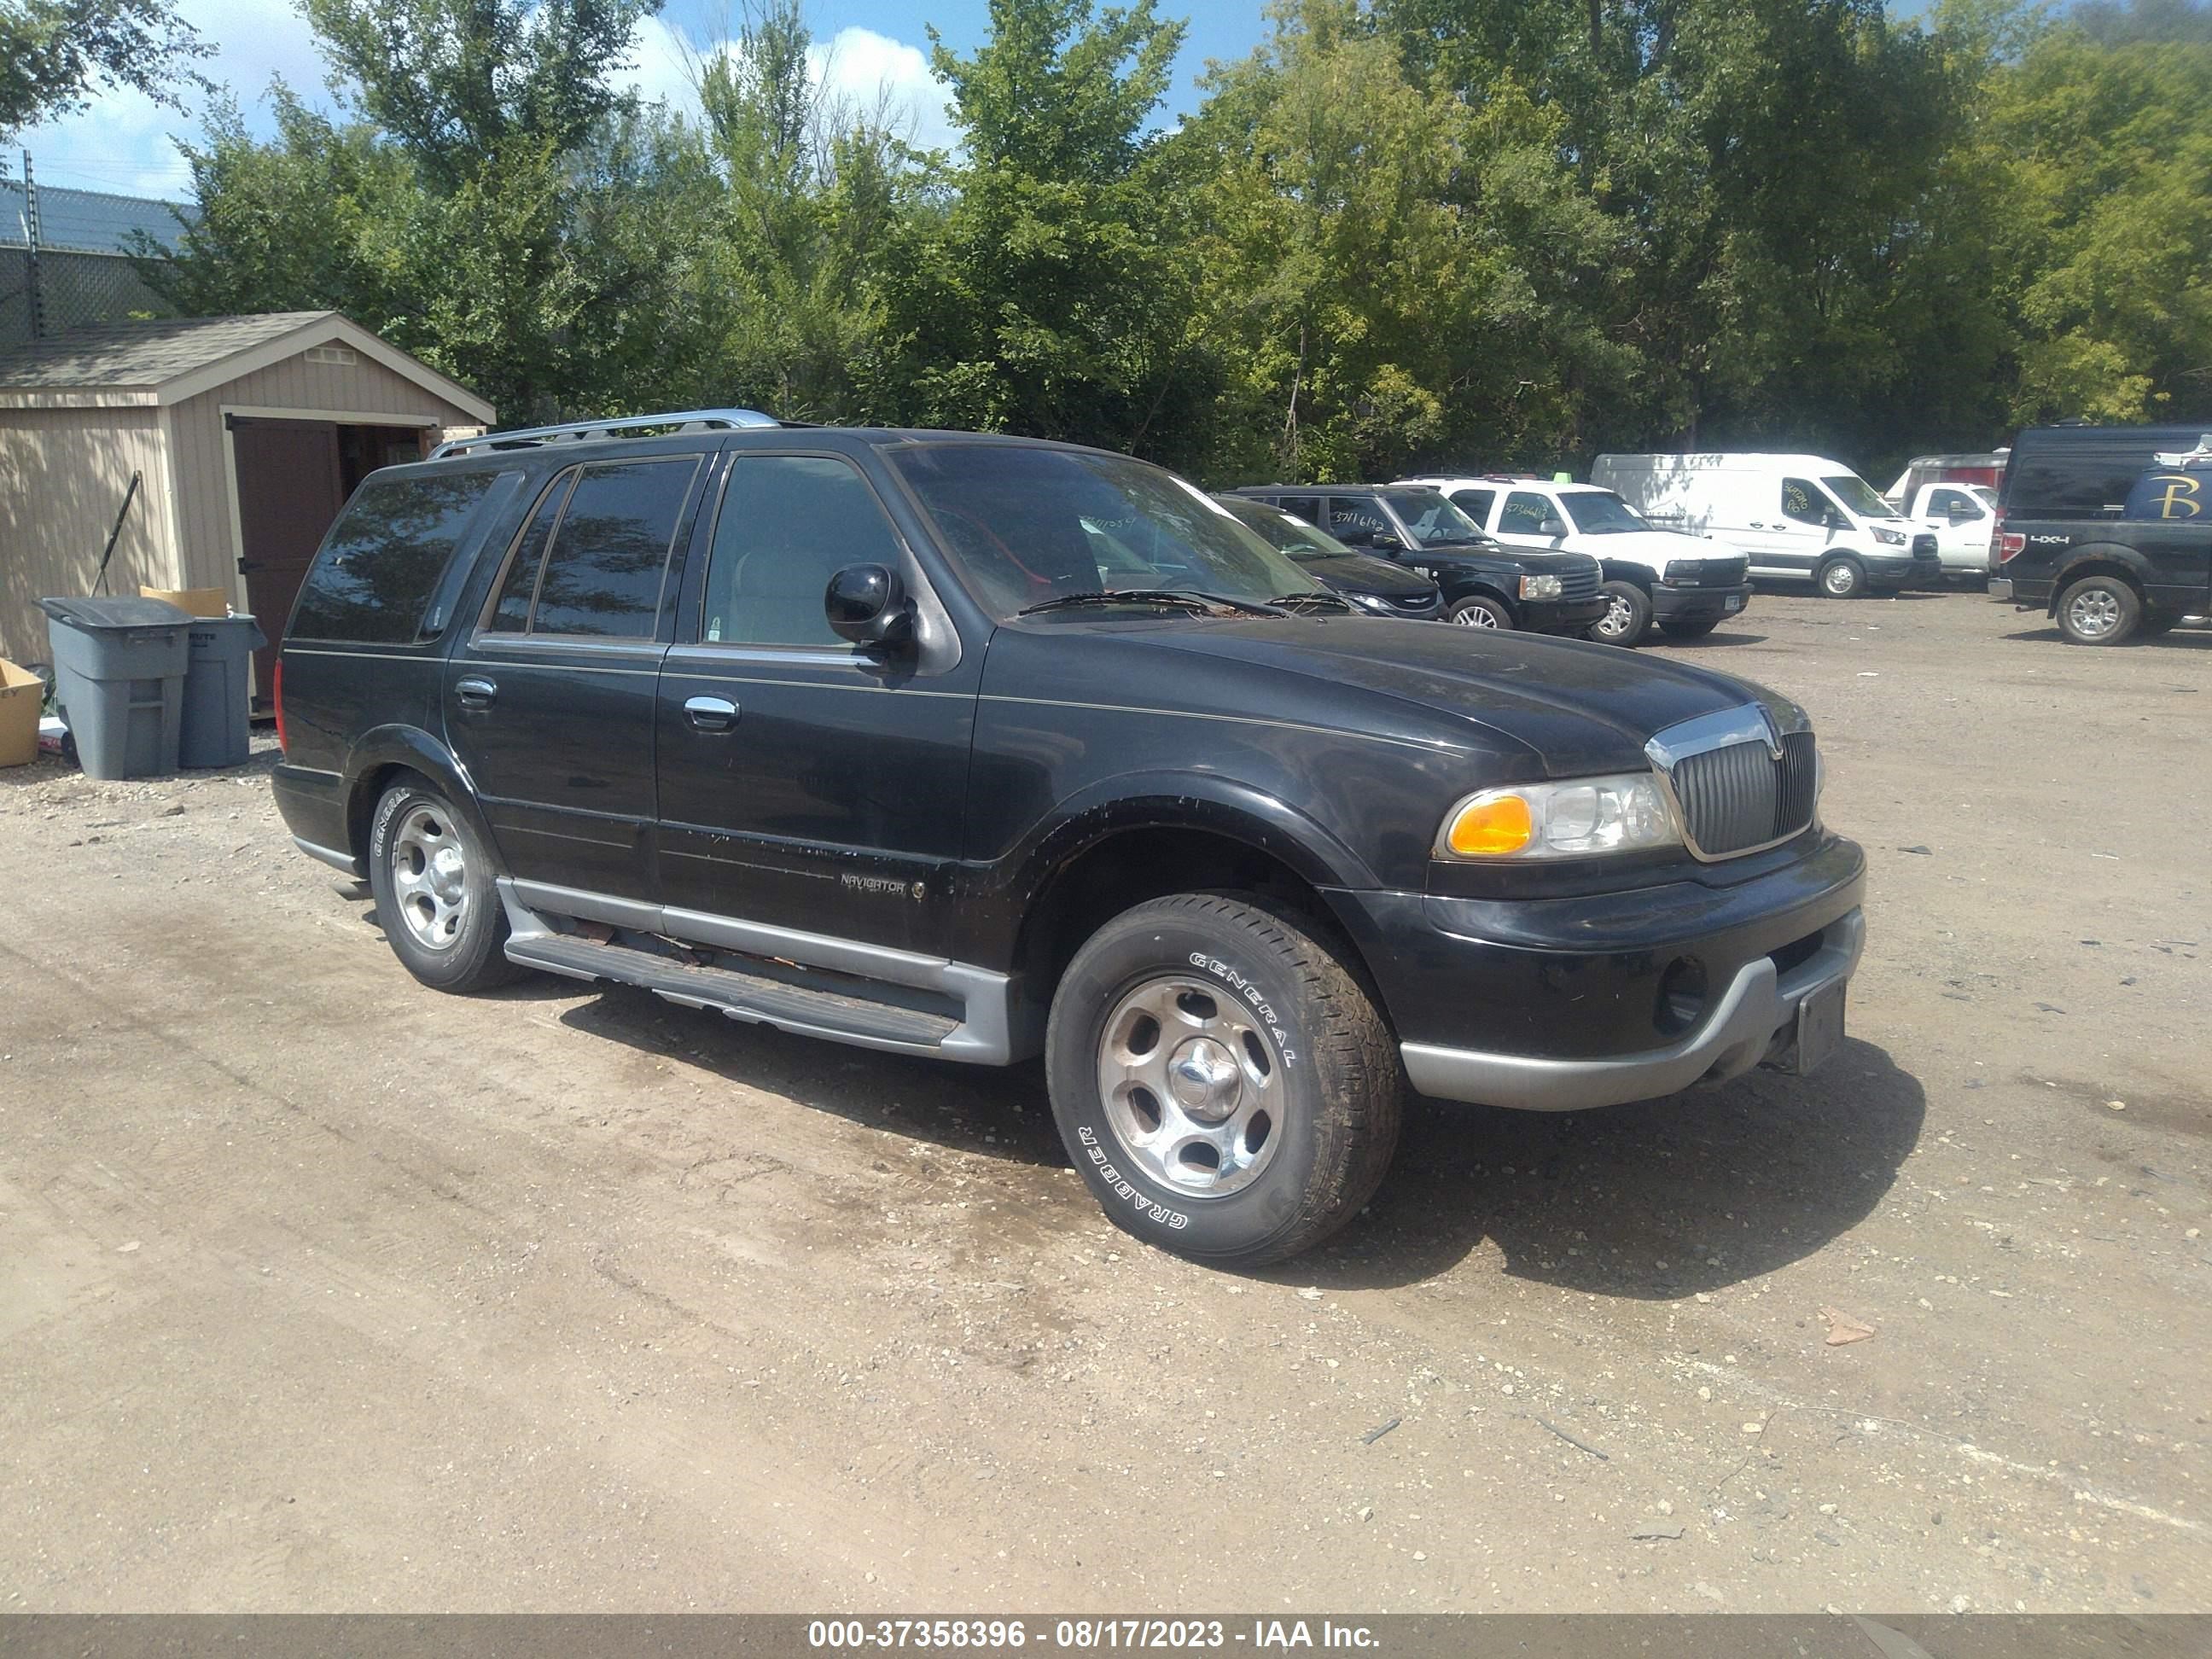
[9, 0, 323, 200]
[12, 4, 956, 202]
[809, 27, 958, 154]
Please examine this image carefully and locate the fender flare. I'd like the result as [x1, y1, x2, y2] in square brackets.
[1595, 560, 1656, 590]
[2047, 542, 2157, 612]
[340, 725, 499, 866]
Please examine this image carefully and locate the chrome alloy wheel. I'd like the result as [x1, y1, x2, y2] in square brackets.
[1820, 561, 1859, 597]
[1097, 975, 1283, 1196]
[1596, 591, 1636, 639]
[390, 803, 470, 951]
[1451, 603, 1499, 627]
[2065, 585, 2123, 639]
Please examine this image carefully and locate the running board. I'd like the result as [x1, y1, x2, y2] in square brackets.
[505, 932, 963, 1052]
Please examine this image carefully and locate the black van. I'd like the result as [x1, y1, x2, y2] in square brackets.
[1990, 424, 2212, 643]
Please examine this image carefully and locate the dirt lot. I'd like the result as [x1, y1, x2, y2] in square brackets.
[0, 591, 2205, 1615]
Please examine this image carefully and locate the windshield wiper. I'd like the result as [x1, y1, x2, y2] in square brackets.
[1016, 588, 1285, 618]
[1269, 591, 1353, 614]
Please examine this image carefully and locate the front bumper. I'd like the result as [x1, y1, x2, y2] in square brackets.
[1652, 582, 1752, 619]
[1867, 550, 1941, 588]
[1404, 910, 1861, 1109]
[1521, 594, 1610, 633]
[1324, 834, 1866, 1111]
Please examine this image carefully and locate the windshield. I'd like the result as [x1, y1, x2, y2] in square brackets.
[1380, 491, 1487, 547]
[1560, 491, 1650, 534]
[1217, 496, 1350, 563]
[1821, 473, 1895, 520]
[890, 445, 1318, 620]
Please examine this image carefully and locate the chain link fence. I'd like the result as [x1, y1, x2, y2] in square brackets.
[0, 247, 174, 350]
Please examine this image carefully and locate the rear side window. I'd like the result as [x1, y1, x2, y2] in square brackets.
[486, 457, 701, 637]
[1272, 495, 1324, 522]
[289, 470, 503, 642]
[1450, 487, 1497, 527]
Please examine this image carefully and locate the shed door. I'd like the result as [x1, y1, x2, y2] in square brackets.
[232, 418, 346, 702]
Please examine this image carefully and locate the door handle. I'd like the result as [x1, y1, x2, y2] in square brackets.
[454, 676, 497, 708]
[684, 695, 740, 732]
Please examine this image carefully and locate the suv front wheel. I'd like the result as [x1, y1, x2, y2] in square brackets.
[1045, 894, 1402, 1266]
[1589, 580, 1652, 646]
[368, 777, 522, 992]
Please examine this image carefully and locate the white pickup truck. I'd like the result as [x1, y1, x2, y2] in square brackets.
[1895, 480, 2000, 579]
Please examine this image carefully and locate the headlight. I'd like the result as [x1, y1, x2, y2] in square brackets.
[1518, 573, 1563, 600]
[1871, 525, 1906, 545]
[1436, 773, 1679, 860]
[1346, 591, 1395, 614]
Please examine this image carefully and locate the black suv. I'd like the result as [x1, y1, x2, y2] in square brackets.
[273, 410, 1866, 1266]
[1990, 423, 2212, 644]
[1214, 494, 1444, 619]
[1225, 484, 1609, 634]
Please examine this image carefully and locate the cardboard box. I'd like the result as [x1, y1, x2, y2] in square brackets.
[140, 585, 230, 618]
[0, 660, 44, 768]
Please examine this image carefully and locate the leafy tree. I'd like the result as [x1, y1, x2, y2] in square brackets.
[0, 0, 207, 145]
[868, 0, 1214, 460]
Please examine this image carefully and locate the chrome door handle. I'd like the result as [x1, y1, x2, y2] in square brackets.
[684, 695, 740, 732]
[454, 676, 497, 707]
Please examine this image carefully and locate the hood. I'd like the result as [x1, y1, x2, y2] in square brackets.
[1116, 616, 1798, 777]
[1582, 529, 1740, 562]
[1293, 551, 1437, 597]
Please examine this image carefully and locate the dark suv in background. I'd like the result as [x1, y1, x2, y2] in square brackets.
[1225, 484, 1608, 634]
[1991, 423, 2212, 644]
[273, 409, 1866, 1266]
[1214, 494, 1443, 619]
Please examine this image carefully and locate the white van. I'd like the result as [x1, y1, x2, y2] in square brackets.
[1592, 453, 1943, 597]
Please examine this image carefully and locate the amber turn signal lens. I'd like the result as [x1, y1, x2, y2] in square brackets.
[1447, 793, 1534, 856]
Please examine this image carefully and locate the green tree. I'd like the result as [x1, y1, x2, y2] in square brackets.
[0, 0, 207, 145]
[868, 0, 1214, 460]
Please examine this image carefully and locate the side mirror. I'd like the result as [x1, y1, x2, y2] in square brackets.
[824, 563, 915, 650]
[1369, 531, 1403, 551]
[1538, 517, 1569, 538]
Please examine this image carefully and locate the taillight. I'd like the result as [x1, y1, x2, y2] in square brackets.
[272, 656, 288, 754]
[1992, 509, 2024, 565]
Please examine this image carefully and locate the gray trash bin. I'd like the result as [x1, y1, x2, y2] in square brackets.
[38, 597, 192, 780]
[178, 614, 266, 768]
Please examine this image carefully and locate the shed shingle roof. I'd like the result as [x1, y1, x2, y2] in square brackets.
[0, 311, 335, 389]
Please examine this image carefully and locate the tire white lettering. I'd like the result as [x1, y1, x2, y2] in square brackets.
[1074, 1125, 1190, 1230]
[1183, 950, 1297, 1064]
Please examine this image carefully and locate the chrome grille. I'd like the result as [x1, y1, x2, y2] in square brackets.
[1658, 725, 1818, 859]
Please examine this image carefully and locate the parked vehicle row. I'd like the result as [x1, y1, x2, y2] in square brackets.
[272, 410, 1866, 1266]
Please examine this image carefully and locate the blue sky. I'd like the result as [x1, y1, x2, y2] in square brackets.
[9, 0, 1275, 203]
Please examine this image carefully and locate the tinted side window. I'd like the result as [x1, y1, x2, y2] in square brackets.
[701, 456, 905, 648]
[489, 472, 573, 632]
[290, 470, 504, 642]
[1273, 495, 1323, 522]
[1328, 498, 1390, 541]
[530, 457, 701, 637]
[1781, 478, 1827, 526]
[1451, 487, 1497, 527]
[1500, 491, 1552, 533]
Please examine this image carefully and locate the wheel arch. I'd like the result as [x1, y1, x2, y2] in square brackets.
[341, 725, 499, 870]
[994, 780, 1386, 1010]
[2046, 545, 2153, 615]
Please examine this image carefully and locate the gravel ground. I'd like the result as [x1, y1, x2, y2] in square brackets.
[0, 590, 2205, 1614]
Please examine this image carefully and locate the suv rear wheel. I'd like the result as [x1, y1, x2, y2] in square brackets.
[368, 777, 522, 992]
[1044, 894, 1401, 1266]
[2056, 574, 2141, 645]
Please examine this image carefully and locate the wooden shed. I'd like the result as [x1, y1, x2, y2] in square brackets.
[0, 311, 493, 693]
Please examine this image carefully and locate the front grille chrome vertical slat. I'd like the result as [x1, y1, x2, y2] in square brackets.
[1646, 707, 1819, 861]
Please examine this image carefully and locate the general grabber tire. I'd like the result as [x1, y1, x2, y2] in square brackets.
[367, 776, 523, 993]
[1045, 894, 1403, 1266]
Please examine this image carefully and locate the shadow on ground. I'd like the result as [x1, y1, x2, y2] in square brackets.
[2002, 626, 2212, 649]
[549, 976, 1924, 1295]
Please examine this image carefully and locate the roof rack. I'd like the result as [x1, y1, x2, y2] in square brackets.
[429, 407, 781, 459]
